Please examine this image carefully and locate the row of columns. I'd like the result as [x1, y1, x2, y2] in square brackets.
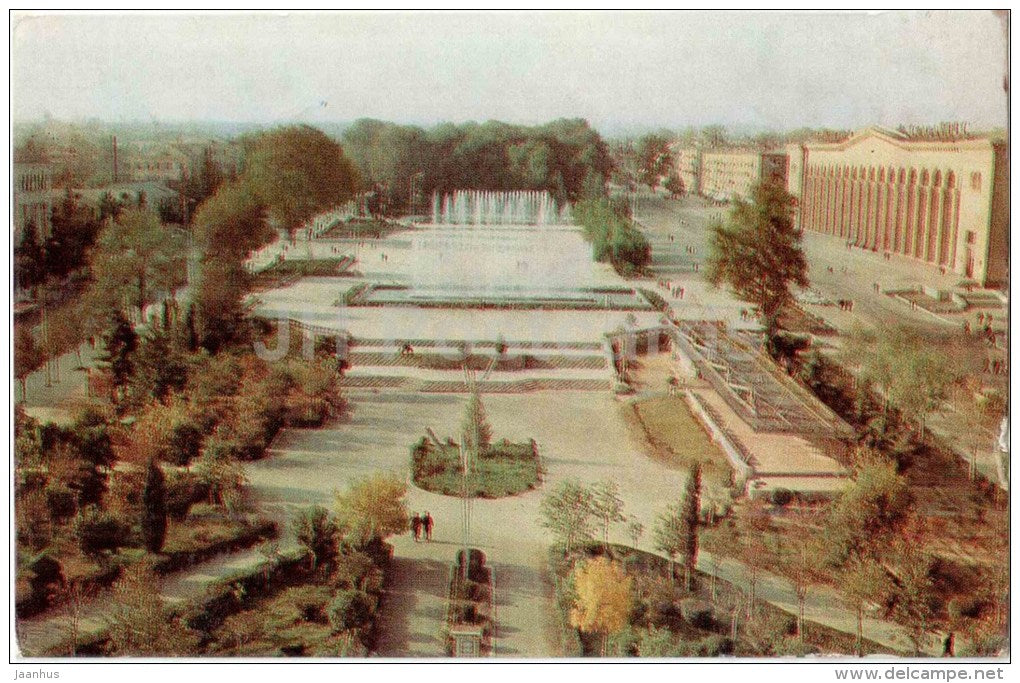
[799, 165, 961, 269]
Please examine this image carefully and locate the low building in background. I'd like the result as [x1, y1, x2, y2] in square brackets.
[13, 160, 54, 243]
[700, 148, 788, 202]
[785, 127, 1008, 287]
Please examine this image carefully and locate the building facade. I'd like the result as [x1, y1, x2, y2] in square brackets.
[786, 128, 1008, 287]
[669, 145, 701, 195]
[13, 161, 54, 242]
[700, 149, 788, 202]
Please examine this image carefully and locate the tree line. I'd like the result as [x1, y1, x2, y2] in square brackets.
[340, 118, 614, 213]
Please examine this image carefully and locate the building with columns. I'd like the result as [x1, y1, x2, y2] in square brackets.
[700, 149, 788, 202]
[787, 127, 1008, 287]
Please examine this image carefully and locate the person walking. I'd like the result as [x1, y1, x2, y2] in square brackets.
[412, 514, 422, 542]
[424, 512, 434, 542]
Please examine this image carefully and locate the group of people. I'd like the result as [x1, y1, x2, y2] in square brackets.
[411, 512, 434, 542]
[837, 299, 856, 312]
[656, 278, 684, 300]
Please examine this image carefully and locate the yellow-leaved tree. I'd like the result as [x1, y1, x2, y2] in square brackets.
[569, 556, 633, 656]
[334, 472, 409, 546]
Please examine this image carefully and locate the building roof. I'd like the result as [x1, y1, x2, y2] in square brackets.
[804, 126, 996, 153]
[44, 181, 179, 206]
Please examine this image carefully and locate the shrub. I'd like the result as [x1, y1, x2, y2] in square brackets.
[282, 585, 332, 624]
[44, 483, 78, 521]
[650, 600, 684, 630]
[331, 551, 383, 593]
[74, 506, 131, 558]
[165, 471, 203, 521]
[694, 634, 733, 657]
[680, 598, 715, 629]
[770, 488, 794, 507]
[167, 420, 203, 467]
[327, 589, 375, 633]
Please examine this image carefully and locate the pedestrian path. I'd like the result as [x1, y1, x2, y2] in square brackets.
[373, 538, 452, 657]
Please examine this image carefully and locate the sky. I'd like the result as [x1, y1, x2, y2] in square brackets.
[10, 11, 1010, 135]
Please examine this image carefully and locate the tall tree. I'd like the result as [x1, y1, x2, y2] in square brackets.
[131, 323, 189, 404]
[590, 480, 626, 551]
[635, 133, 673, 189]
[244, 125, 360, 235]
[293, 505, 339, 570]
[706, 181, 808, 340]
[461, 391, 493, 457]
[333, 473, 409, 546]
[539, 480, 596, 554]
[825, 451, 912, 563]
[569, 557, 633, 656]
[90, 207, 184, 317]
[842, 557, 892, 656]
[654, 500, 686, 588]
[141, 460, 168, 553]
[678, 465, 701, 590]
[15, 325, 45, 399]
[14, 220, 45, 292]
[97, 308, 138, 402]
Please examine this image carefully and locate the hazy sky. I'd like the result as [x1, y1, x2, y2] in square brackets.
[11, 11, 1009, 133]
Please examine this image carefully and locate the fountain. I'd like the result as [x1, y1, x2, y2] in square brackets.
[430, 190, 571, 227]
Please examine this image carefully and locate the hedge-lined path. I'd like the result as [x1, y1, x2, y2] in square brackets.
[373, 542, 451, 657]
[16, 545, 271, 657]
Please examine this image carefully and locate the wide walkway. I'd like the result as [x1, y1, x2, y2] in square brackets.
[249, 389, 937, 657]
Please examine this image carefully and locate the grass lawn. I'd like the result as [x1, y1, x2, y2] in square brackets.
[411, 439, 541, 498]
[253, 258, 345, 289]
[626, 395, 733, 487]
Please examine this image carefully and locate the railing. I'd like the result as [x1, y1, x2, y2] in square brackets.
[684, 389, 754, 490]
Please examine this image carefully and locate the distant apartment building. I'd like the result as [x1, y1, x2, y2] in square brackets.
[669, 145, 701, 195]
[785, 127, 1008, 287]
[13, 161, 54, 242]
[700, 149, 788, 202]
[123, 149, 188, 184]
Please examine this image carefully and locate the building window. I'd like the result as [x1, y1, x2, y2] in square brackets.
[971, 172, 982, 191]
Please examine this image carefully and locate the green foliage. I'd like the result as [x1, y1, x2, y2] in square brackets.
[15, 220, 46, 291]
[706, 181, 808, 337]
[573, 197, 650, 273]
[89, 207, 185, 315]
[461, 391, 493, 454]
[635, 133, 674, 188]
[540, 480, 596, 553]
[106, 563, 200, 655]
[590, 480, 626, 548]
[334, 473, 409, 546]
[411, 437, 540, 498]
[327, 589, 375, 633]
[342, 118, 612, 212]
[663, 173, 685, 198]
[96, 308, 138, 397]
[15, 324, 45, 382]
[292, 506, 339, 570]
[244, 125, 360, 233]
[826, 455, 912, 563]
[131, 323, 189, 404]
[74, 505, 131, 559]
[44, 189, 104, 281]
[194, 254, 252, 354]
[141, 460, 168, 553]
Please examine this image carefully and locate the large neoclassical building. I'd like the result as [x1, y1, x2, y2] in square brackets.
[786, 127, 1008, 287]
